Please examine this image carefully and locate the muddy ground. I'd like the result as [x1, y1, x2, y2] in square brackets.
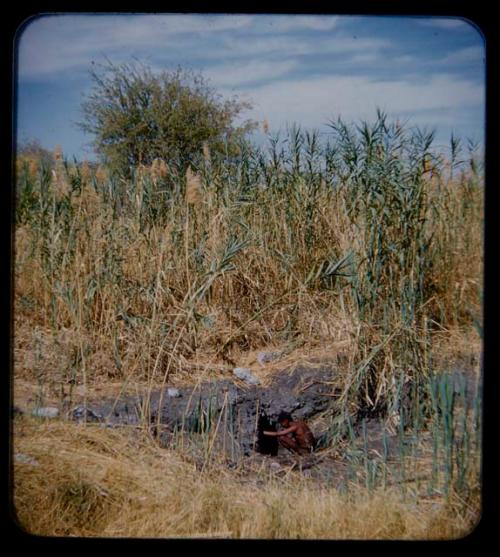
[15, 361, 479, 489]
[69, 364, 339, 450]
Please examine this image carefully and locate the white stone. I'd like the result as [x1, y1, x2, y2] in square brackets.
[31, 407, 59, 418]
[167, 388, 181, 398]
[233, 367, 260, 385]
[257, 351, 282, 365]
[14, 453, 39, 466]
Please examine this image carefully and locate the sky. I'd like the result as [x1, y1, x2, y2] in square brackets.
[15, 13, 486, 161]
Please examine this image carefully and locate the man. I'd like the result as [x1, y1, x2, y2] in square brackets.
[263, 411, 316, 455]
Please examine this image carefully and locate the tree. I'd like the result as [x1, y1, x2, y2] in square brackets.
[78, 60, 256, 176]
[17, 138, 54, 169]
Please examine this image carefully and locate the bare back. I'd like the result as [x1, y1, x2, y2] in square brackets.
[290, 420, 316, 451]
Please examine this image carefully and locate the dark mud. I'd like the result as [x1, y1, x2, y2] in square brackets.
[68, 363, 480, 484]
[71, 365, 340, 457]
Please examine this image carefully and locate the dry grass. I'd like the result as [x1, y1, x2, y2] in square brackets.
[12, 417, 479, 539]
[12, 117, 483, 539]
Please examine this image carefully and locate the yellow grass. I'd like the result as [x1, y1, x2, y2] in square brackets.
[13, 136, 483, 540]
[12, 417, 479, 539]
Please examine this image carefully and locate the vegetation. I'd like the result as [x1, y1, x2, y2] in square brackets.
[13, 416, 479, 539]
[13, 107, 483, 538]
[78, 60, 256, 176]
[16, 138, 54, 168]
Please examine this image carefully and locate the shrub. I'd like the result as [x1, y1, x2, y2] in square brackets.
[78, 60, 257, 177]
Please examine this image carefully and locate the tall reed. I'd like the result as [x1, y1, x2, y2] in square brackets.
[14, 114, 482, 429]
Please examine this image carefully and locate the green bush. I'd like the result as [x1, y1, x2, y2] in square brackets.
[78, 60, 257, 176]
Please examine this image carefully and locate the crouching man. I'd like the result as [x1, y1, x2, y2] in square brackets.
[263, 411, 316, 455]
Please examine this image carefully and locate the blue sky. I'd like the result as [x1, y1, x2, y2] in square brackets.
[16, 14, 485, 161]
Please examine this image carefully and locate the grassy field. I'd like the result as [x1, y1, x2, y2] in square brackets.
[12, 114, 483, 538]
[12, 416, 480, 539]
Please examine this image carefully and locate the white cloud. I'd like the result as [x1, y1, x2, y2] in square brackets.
[260, 15, 339, 32]
[17, 14, 386, 79]
[219, 33, 389, 59]
[234, 73, 484, 132]
[206, 59, 298, 88]
[440, 46, 485, 65]
[16, 14, 255, 78]
[417, 17, 472, 30]
[16, 13, 485, 152]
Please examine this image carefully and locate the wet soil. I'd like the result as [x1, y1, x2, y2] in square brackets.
[69, 365, 340, 456]
[60, 362, 480, 483]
